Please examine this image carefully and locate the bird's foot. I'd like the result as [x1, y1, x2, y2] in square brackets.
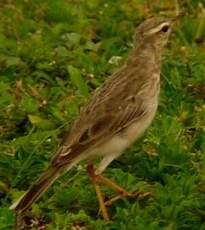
[87, 164, 151, 221]
[104, 191, 151, 207]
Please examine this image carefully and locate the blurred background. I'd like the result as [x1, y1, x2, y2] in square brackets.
[0, 0, 205, 229]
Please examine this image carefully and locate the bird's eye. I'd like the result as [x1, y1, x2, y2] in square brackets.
[161, 25, 170, 33]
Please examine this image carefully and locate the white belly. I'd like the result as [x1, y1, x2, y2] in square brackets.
[96, 100, 158, 157]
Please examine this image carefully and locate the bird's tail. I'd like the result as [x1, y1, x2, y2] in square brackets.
[10, 166, 62, 213]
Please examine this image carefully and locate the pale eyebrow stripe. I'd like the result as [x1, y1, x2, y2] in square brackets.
[146, 22, 170, 35]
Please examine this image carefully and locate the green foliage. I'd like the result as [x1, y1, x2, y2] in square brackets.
[0, 0, 205, 229]
[68, 65, 89, 97]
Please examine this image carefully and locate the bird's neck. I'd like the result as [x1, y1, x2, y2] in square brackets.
[136, 41, 161, 62]
[128, 42, 162, 76]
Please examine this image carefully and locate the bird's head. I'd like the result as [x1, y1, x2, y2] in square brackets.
[134, 17, 177, 51]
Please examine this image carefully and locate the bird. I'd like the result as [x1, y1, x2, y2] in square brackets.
[10, 16, 176, 221]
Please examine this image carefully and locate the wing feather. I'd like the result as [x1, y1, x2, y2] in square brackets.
[51, 95, 147, 167]
[51, 62, 152, 167]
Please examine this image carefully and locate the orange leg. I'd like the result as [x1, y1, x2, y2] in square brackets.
[87, 164, 151, 220]
[98, 174, 151, 206]
[87, 164, 110, 221]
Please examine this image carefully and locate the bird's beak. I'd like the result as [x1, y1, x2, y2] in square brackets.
[170, 13, 182, 25]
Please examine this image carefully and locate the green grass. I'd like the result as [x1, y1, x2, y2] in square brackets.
[0, 0, 205, 229]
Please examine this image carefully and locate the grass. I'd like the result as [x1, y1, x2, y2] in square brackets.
[0, 0, 205, 229]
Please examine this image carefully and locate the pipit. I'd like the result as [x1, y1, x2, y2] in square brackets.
[10, 17, 175, 221]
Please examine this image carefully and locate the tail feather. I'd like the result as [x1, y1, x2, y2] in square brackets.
[10, 166, 60, 213]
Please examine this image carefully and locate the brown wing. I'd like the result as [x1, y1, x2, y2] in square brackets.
[51, 94, 147, 167]
[51, 64, 149, 167]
